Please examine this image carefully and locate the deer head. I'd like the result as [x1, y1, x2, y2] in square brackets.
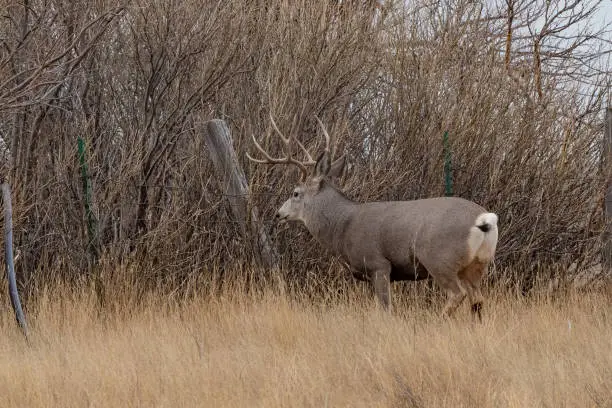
[247, 116, 346, 224]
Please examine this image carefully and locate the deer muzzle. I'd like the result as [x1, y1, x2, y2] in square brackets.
[274, 211, 287, 224]
[276, 200, 293, 224]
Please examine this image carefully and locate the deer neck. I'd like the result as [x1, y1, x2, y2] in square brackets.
[303, 186, 356, 254]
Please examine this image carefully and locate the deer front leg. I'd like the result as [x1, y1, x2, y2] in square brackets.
[372, 266, 392, 311]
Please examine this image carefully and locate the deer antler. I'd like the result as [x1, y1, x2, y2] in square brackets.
[247, 114, 333, 181]
[246, 114, 311, 180]
[314, 116, 332, 157]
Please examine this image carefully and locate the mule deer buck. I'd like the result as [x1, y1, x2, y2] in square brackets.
[247, 116, 499, 320]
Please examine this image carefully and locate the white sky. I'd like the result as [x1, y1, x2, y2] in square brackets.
[594, 1, 611, 27]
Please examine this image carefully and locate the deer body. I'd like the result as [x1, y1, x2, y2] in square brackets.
[249, 116, 499, 319]
[323, 196, 487, 282]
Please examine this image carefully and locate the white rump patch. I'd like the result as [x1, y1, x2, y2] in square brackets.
[467, 212, 499, 262]
[475, 212, 498, 228]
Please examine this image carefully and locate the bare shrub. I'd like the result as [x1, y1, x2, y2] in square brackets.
[0, 0, 609, 298]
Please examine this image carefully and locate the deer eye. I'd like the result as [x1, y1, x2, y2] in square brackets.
[293, 191, 299, 198]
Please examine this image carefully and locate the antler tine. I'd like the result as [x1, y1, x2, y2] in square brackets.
[269, 113, 291, 145]
[294, 138, 316, 165]
[246, 117, 311, 180]
[314, 116, 332, 156]
[271, 113, 318, 180]
[269, 114, 311, 179]
[289, 113, 316, 165]
[245, 133, 280, 164]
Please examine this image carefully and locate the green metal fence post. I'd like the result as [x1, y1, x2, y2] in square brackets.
[77, 137, 99, 262]
[443, 131, 453, 197]
[2, 182, 28, 338]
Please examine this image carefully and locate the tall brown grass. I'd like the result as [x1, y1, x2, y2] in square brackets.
[1, 278, 610, 408]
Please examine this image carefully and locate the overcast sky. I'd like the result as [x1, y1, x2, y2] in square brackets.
[595, 1, 611, 27]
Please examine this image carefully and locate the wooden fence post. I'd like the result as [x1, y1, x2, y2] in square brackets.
[604, 107, 612, 272]
[202, 119, 279, 269]
[2, 182, 28, 338]
[0, 133, 28, 338]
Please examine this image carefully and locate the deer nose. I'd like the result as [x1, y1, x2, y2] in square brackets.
[275, 211, 288, 224]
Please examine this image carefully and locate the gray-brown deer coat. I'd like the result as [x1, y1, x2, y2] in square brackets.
[249, 117, 499, 320]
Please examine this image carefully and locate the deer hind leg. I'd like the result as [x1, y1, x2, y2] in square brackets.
[440, 277, 467, 318]
[459, 261, 487, 322]
[419, 260, 466, 318]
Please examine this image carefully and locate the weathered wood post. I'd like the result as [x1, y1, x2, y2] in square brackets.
[604, 107, 612, 271]
[2, 182, 28, 338]
[202, 119, 279, 269]
[0, 134, 28, 338]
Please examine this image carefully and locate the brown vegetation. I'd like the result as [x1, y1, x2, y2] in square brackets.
[0, 0, 612, 407]
[0, 0, 610, 295]
[1, 2, 611, 405]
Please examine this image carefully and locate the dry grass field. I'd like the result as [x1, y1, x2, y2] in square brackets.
[0, 1, 609, 407]
[0, 281, 610, 408]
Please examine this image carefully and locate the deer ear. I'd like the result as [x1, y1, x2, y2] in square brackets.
[328, 154, 346, 180]
[314, 151, 331, 177]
